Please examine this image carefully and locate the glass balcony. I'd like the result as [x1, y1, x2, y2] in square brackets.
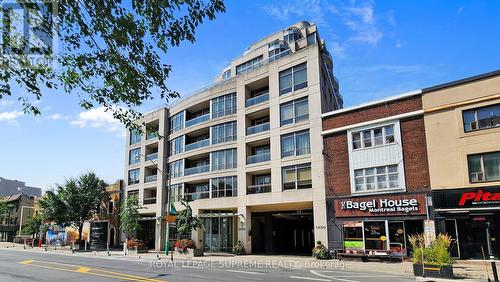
[145, 152, 158, 161]
[185, 139, 209, 151]
[247, 184, 271, 194]
[184, 165, 209, 176]
[246, 122, 270, 135]
[144, 175, 157, 183]
[146, 131, 157, 140]
[247, 153, 270, 164]
[143, 197, 157, 205]
[245, 92, 269, 107]
[185, 113, 210, 128]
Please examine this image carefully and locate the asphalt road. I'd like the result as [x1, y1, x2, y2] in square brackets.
[0, 248, 415, 282]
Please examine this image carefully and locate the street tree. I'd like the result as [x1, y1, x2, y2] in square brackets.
[39, 172, 108, 242]
[120, 195, 141, 252]
[176, 199, 204, 239]
[21, 213, 44, 237]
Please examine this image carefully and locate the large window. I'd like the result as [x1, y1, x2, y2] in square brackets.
[280, 97, 309, 126]
[129, 148, 141, 165]
[354, 165, 399, 192]
[170, 111, 185, 133]
[169, 160, 184, 178]
[211, 148, 237, 171]
[282, 163, 312, 190]
[169, 136, 184, 156]
[281, 130, 310, 158]
[169, 184, 183, 202]
[211, 176, 238, 198]
[128, 169, 140, 185]
[130, 130, 141, 145]
[468, 151, 500, 183]
[463, 103, 500, 132]
[211, 93, 236, 119]
[279, 63, 307, 95]
[212, 121, 237, 144]
[236, 55, 263, 75]
[352, 125, 395, 150]
[184, 183, 210, 201]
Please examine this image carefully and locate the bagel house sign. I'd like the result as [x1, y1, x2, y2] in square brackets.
[333, 193, 427, 217]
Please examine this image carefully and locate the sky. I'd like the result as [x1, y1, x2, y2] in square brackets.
[1, 0, 499, 191]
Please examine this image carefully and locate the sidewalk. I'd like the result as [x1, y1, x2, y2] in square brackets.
[1, 242, 494, 280]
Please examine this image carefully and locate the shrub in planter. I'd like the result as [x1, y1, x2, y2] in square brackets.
[232, 241, 245, 255]
[175, 239, 196, 253]
[312, 241, 331, 260]
[127, 239, 146, 250]
[408, 234, 454, 279]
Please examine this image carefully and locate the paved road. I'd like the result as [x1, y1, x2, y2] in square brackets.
[0, 248, 415, 282]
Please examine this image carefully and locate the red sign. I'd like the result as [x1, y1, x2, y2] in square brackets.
[334, 193, 427, 217]
[458, 189, 500, 206]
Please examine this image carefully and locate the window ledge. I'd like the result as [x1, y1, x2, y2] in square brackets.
[350, 188, 406, 197]
[351, 142, 398, 153]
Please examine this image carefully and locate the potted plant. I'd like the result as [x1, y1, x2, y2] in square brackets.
[127, 238, 148, 254]
[312, 241, 331, 260]
[176, 199, 204, 256]
[409, 234, 454, 279]
[233, 240, 245, 255]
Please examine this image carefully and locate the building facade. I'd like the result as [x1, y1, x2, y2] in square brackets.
[0, 177, 42, 197]
[0, 193, 35, 242]
[124, 21, 342, 253]
[422, 71, 500, 259]
[322, 92, 433, 256]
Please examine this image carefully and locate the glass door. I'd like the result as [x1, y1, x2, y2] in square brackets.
[388, 221, 406, 256]
[445, 219, 460, 258]
[204, 217, 233, 252]
[363, 221, 387, 250]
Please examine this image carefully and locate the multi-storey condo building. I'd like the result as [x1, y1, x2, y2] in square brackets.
[124, 21, 342, 253]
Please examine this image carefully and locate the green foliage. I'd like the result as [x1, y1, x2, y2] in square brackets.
[21, 213, 44, 236]
[0, 201, 15, 222]
[176, 199, 204, 237]
[312, 241, 331, 260]
[38, 172, 108, 240]
[408, 234, 454, 266]
[0, 0, 226, 129]
[232, 240, 246, 255]
[120, 195, 141, 239]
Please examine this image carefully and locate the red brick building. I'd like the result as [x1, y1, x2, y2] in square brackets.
[321, 91, 433, 256]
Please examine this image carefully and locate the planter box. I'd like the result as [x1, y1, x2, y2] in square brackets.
[127, 248, 148, 254]
[413, 264, 454, 279]
[175, 248, 204, 257]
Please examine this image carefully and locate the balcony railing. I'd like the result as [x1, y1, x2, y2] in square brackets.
[245, 92, 269, 107]
[146, 131, 158, 140]
[184, 165, 209, 176]
[143, 197, 157, 205]
[247, 184, 271, 194]
[281, 147, 311, 158]
[144, 175, 157, 183]
[145, 152, 158, 161]
[246, 122, 270, 135]
[247, 153, 270, 164]
[185, 139, 209, 151]
[185, 113, 210, 128]
[184, 192, 210, 201]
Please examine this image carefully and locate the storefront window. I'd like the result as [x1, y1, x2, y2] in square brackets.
[343, 223, 363, 249]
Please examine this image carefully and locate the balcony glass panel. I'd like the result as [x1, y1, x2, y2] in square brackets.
[145, 152, 158, 161]
[143, 197, 157, 205]
[247, 184, 271, 194]
[144, 175, 157, 183]
[185, 139, 209, 151]
[247, 153, 270, 164]
[246, 92, 269, 107]
[185, 113, 210, 128]
[184, 165, 210, 176]
[146, 131, 157, 140]
[246, 122, 270, 135]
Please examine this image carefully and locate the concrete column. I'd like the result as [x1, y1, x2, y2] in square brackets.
[237, 205, 252, 254]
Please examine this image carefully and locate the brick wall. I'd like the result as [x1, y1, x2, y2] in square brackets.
[323, 95, 430, 198]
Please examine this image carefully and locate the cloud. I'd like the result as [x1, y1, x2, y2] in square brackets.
[395, 39, 404, 48]
[70, 106, 124, 134]
[45, 113, 70, 120]
[334, 1, 383, 45]
[0, 110, 23, 124]
[457, 6, 463, 13]
[262, 0, 325, 25]
[0, 100, 16, 107]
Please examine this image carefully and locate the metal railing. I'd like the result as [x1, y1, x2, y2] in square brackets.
[246, 122, 270, 135]
[247, 153, 270, 164]
[144, 175, 157, 183]
[184, 165, 210, 176]
[143, 197, 157, 205]
[247, 184, 271, 194]
[246, 92, 269, 107]
[185, 113, 210, 128]
[145, 152, 158, 161]
[185, 139, 209, 151]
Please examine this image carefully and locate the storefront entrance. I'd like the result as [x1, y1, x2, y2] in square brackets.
[137, 219, 155, 250]
[251, 210, 314, 255]
[203, 216, 234, 252]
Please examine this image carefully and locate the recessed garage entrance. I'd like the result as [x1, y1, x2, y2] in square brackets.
[251, 210, 314, 255]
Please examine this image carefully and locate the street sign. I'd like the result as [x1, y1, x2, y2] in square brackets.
[164, 215, 176, 223]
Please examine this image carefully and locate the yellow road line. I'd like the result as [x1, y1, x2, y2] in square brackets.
[19, 259, 165, 282]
